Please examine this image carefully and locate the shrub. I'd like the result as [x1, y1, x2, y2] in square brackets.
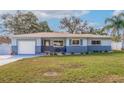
[86, 52, 89, 54]
[93, 50, 97, 53]
[104, 50, 108, 53]
[62, 52, 65, 55]
[50, 52, 54, 56]
[95, 51, 99, 53]
[54, 52, 58, 55]
[80, 52, 84, 55]
[71, 52, 74, 55]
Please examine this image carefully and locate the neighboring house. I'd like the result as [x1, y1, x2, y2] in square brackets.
[10, 32, 112, 55]
[0, 36, 11, 55]
[111, 41, 124, 50]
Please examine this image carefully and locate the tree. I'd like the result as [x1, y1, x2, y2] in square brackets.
[118, 13, 124, 42]
[60, 16, 105, 35]
[104, 14, 124, 41]
[77, 21, 89, 34]
[60, 16, 82, 34]
[95, 28, 107, 35]
[1, 11, 52, 35]
[39, 21, 53, 32]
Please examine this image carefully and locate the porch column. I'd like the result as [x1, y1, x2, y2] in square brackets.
[82, 38, 88, 52]
[83, 38, 87, 46]
[66, 38, 70, 46]
[11, 38, 18, 54]
[65, 38, 70, 53]
[36, 38, 42, 54]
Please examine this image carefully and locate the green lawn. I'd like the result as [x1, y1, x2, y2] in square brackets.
[0, 51, 124, 83]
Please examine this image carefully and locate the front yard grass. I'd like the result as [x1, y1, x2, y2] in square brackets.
[0, 51, 124, 82]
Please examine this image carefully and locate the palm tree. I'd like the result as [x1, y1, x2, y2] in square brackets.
[118, 13, 124, 43]
[104, 15, 124, 41]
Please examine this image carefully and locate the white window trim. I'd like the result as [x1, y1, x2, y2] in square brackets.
[71, 39, 80, 46]
[91, 40, 101, 46]
[52, 39, 64, 47]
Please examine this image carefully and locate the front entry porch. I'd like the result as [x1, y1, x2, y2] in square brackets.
[42, 39, 66, 53]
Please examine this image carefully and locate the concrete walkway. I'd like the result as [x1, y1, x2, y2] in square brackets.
[0, 55, 39, 66]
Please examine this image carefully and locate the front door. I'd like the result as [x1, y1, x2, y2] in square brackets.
[44, 40, 50, 46]
[43, 40, 51, 52]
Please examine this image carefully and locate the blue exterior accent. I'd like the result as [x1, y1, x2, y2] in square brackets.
[42, 46, 54, 52]
[66, 46, 87, 53]
[53, 46, 66, 52]
[42, 46, 66, 53]
[87, 46, 111, 52]
[12, 45, 111, 54]
[35, 46, 42, 54]
[12, 46, 18, 54]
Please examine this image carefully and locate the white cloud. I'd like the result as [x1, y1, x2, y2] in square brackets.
[0, 10, 90, 20]
[31, 10, 90, 20]
[113, 10, 124, 16]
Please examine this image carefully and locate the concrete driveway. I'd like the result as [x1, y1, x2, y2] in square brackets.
[0, 55, 39, 66]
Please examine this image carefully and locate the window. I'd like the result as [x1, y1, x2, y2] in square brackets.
[72, 39, 80, 45]
[53, 40, 64, 47]
[91, 40, 101, 45]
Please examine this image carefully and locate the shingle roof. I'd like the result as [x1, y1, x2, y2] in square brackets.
[11, 32, 111, 39]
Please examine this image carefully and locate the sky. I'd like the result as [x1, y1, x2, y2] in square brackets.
[46, 10, 114, 31]
[0, 10, 123, 34]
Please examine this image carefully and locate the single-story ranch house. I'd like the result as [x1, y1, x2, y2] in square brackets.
[10, 32, 112, 55]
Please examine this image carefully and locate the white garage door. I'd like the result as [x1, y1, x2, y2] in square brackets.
[18, 40, 35, 54]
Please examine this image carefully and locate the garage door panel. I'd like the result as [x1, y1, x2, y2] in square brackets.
[18, 41, 35, 54]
